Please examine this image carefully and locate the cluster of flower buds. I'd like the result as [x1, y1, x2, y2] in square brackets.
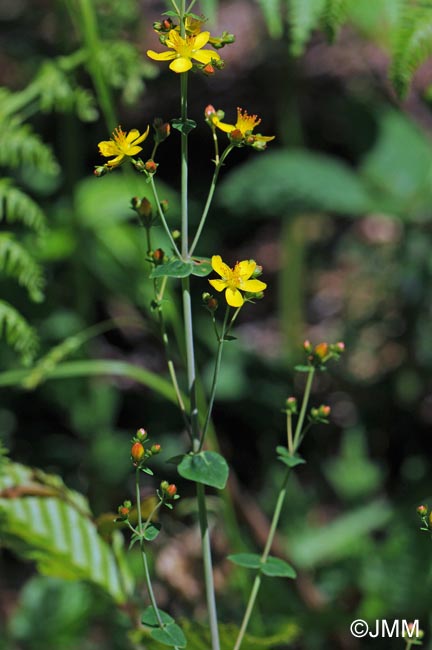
[117, 499, 132, 521]
[202, 292, 219, 313]
[159, 481, 180, 508]
[150, 248, 166, 266]
[402, 622, 424, 645]
[416, 504, 432, 533]
[205, 105, 224, 126]
[131, 196, 157, 228]
[130, 428, 162, 467]
[309, 404, 331, 424]
[93, 164, 110, 177]
[153, 14, 234, 50]
[303, 340, 345, 369]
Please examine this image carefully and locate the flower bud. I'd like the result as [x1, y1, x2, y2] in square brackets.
[94, 165, 108, 177]
[118, 505, 130, 518]
[286, 396, 298, 414]
[203, 64, 215, 76]
[151, 443, 161, 454]
[160, 199, 169, 213]
[320, 405, 331, 418]
[131, 442, 145, 463]
[303, 340, 312, 353]
[229, 129, 244, 144]
[144, 160, 158, 174]
[172, 229, 181, 241]
[205, 105, 216, 119]
[153, 117, 171, 143]
[131, 197, 153, 220]
[136, 428, 148, 442]
[151, 248, 165, 265]
[166, 484, 177, 498]
[417, 504, 428, 517]
[202, 292, 218, 312]
[315, 342, 329, 360]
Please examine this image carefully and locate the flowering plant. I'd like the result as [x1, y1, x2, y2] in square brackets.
[93, 3, 345, 649]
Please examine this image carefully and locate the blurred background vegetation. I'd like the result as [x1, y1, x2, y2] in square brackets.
[2, 0, 432, 648]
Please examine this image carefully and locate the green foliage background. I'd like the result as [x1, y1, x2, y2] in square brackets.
[2, 1, 432, 649]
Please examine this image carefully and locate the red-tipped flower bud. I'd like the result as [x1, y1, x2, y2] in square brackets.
[315, 342, 329, 360]
[166, 484, 177, 498]
[136, 428, 148, 442]
[131, 442, 145, 463]
[151, 443, 161, 454]
[417, 504, 428, 517]
[203, 64, 215, 75]
[144, 160, 158, 174]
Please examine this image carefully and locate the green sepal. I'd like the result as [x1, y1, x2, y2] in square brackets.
[178, 450, 229, 490]
[140, 466, 154, 476]
[164, 502, 174, 510]
[171, 118, 197, 135]
[150, 623, 187, 647]
[143, 522, 161, 541]
[223, 335, 237, 341]
[190, 257, 213, 277]
[150, 260, 193, 279]
[129, 533, 141, 550]
[142, 606, 174, 628]
[162, 10, 178, 16]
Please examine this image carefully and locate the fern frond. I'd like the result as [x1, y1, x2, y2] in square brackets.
[288, 0, 326, 56]
[390, 0, 432, 98]
[0, 300, 39, 365]
[322, 0, 349, 42]
[0, 178, 47, 234]
[257, 0, 285, 38]
[97, 41, 152, 105]
[0, 118, 59, 175]
[0, 234, 45, 302]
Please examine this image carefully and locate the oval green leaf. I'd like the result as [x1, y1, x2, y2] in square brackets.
[190, 257, 212, 277]
[151, 623, 187, 647]
[178, 451, 229, 490]
[227, 553, 262, 569]
[142, 606, 174, 628]
[277, 455, 306, 468]
[150, 260, 193, 279]
[143, 522, 161, 541]
[262, 556, 297, 579]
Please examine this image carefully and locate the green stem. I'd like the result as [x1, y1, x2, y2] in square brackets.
[292, 368, 315, 450]
[233, 369, 315, 650]
[77, 0, 117, 130]
[149, 176, 182, 258]
[197, 483, 221, 650]
[189, 145, 234, 256]
[287, 412, 293, 455]
[199, 307, 229, 450]
[233, 469, 290, 650]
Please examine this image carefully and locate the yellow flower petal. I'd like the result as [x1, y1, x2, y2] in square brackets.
[192, 49, 219, 65]
[255, 135, 276, 142]
[131, 125, 150, 145]
[241, 279, 267, 293]
[170, 57, 193, 73]
[225, 288, 244, 307]
[211, 255, 232, 279]
[125, 129, 140, 143]
[209, 279, 227, 292]
[237, 260, 256, 280]
[166, 29, 182, 48]
[194, 31, 211, 49]
[146, 50, 176, 61]
[98, 140, 119, 156]
[127, 145, 144, 156]
[213, 118, 235, 134]
[106, 154, 125, 168]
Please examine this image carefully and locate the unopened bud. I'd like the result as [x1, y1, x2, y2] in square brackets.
[136, 428, 148, 442]
[144, 160, 158, 174]
[202, 292, 218, 312]
[160, 199, 169, 213]
[131, 442, 145, 463]
[203, 64, 215, 75]
[205, 104, 216, 119]
[320, 405, 331, 418]
[94, 165, 108, 177]
[166, 484, 177, 498]
[303, 340, 312, 353]
[151, 443, 161, 454]
[286, 397, 297, 414]
[417, 504, 428, 517]
[314, 342, 329, 359]
[118, 505, 130, 518]
[229, 129, 244, 144]
[172, 229, 181, 240]
[152, 248, 165, 264]
[131, 197, 153, 220]
[153, 117, 171, 143]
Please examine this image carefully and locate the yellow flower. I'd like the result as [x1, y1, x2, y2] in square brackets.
[208, 255, 267, 307]
[212, 107, 275, 147]
[98, 125, 150, 168]
[147, 29, 220, 73]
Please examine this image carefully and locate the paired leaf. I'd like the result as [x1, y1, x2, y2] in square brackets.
[228, 553, 297, 578]
[276, 446, 307, 468]
[151, 624, 187, 647]
[150, 260, 193, 279]
[142, 607, 175, 627]
[143, 522, 161, 541]
[171, 118, 197, 135]
[178, 451, 229, 490]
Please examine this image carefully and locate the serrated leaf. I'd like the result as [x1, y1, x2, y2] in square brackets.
[142, 606, 174, 628]
[227, 553, 262, 569]
[277, 455, 306, 468]
[143, 522, 161, 541]
[150, 260, 193, 279]
[151, 623, 187, 647]
[178, 451, 229, 490]
[261, 556, 297, 578]
[171, 118, 197, 135]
